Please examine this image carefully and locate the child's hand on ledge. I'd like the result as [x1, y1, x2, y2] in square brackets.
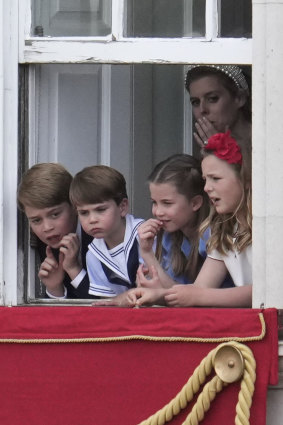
[92, 286, 166, 308]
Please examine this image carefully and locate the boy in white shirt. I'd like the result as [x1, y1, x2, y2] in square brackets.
[69, 165, 144, 297]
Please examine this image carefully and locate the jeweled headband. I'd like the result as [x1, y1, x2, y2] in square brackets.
[204, 131, 242, 165]
[185, 64, 249, 93]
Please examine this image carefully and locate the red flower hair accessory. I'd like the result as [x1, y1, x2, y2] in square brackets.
[204, 131, 242, 165]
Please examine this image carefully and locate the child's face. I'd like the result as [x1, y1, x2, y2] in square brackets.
[25, 202, 77, 249]
[202, 154, 243, 214]
[149, 182, 200, 237]
[189, 76, 243, 132]
[76, 199, 128, 249]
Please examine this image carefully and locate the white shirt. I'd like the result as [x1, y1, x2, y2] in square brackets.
[208, 245, 252, 287]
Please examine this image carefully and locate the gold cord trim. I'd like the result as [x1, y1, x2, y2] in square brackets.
[0, 313, 265, 344]
[137, 341, 256, 425]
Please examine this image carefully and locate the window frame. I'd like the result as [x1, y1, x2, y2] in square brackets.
[1, 0, 19, 306]
[19, 0, 252, 65]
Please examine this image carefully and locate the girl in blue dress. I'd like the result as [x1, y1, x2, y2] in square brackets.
[137, 154, 209, 288]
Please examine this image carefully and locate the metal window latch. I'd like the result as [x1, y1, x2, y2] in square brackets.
[34, 26, 44, 36]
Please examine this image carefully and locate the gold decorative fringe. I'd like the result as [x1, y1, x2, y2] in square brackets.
[0, 313, 265, 344]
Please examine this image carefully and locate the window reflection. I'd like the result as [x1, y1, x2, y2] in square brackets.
[126, 0, 205, 38]
[32, 0, 111, 37]
[220, 0, 252, 38]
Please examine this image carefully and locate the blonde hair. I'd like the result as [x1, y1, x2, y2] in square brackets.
[200, 138, 252, 255]
[70, 165, 127, 207]
[17, 163, 73, 211]
[149, 154, 209, 281]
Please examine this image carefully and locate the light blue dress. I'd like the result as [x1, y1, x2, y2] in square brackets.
[160, 228, 210, 284]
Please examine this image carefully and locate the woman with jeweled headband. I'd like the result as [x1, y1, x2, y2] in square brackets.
[185, 65, 251, 149]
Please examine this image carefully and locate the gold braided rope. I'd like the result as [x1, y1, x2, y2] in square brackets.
[0, 312, 265, 344]
[137, 341, 256, 425]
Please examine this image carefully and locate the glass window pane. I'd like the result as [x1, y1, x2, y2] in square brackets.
[28, 64, 187, 219]
[220, 0, 252, 38]
[126, 0, 205, 38]
[31, 0, 111, 37]
[23, 63, 252, 301]
[25, 63, 188, 300]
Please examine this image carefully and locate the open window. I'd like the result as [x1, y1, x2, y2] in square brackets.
[18, 0, 252, 303]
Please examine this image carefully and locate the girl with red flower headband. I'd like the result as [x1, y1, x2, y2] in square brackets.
[185, 64, 251, 150]
[162, 131, 252, 307]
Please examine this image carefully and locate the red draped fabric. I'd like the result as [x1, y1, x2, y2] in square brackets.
[0, 307, 277, 425]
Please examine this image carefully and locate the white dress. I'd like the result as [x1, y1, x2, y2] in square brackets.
[208, 245, 252, 287]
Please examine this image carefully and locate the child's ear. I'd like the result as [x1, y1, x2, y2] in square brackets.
[119, 198, 129, 217]
[191, 195, 203, 212]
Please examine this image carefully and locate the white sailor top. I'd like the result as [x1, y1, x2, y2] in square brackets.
[86, 214, 144, 297]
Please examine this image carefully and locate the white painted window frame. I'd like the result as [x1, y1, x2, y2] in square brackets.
[252, 0, 283, 313]
[19, 0, 252, 65]
[0, 0, 19, 306]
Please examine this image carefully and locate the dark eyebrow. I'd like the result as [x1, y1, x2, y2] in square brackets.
[190, 90, 220, 100]
[77, 202, 108, 210]
[205, 91, 220, 96]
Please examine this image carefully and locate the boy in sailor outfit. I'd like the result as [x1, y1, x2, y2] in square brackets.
[70, 165, 144, 297]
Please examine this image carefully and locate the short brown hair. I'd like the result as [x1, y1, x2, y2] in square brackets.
[70, 165, 128, 207]
[17, 163, 73, 211]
